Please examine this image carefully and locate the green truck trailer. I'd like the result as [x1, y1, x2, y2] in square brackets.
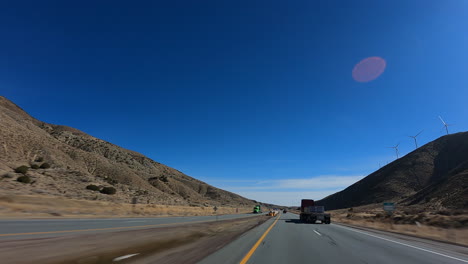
[253, 205, 262, 213]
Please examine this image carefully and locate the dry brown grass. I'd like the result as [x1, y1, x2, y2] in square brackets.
[330, 208, 468, 246]
[0, 195, 251, 218]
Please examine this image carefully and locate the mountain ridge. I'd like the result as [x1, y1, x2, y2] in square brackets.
[317, 132, 468, 210]
[0, 96, 256, 208]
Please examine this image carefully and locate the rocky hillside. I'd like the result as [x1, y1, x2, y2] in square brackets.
[318, 132, 468, 210]
[0, 96, 255, 208]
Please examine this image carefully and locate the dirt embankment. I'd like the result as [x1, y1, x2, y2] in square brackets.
[329, 205, 468, 246]
[0, 215, 270, 264]
[0, 195, 251, 218]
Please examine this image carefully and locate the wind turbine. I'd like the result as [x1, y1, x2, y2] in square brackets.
[408, 130, 423, 149]
[388, 143, 400, 159]
[438, 116, 452, 135]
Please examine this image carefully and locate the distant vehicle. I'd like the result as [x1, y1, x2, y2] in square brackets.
[283, 209, 287, 213]
[299, 199, 331, 224]
[268, 209, 279, 216]
[253, 205, 262, 213]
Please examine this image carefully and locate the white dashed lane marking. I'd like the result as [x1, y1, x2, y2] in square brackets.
[113, 253, 140, 262]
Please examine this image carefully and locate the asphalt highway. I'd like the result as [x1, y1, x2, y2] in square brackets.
[200, 212, 468, 264]
[2, 212, 467, 264]
[0, 213, 256, 240]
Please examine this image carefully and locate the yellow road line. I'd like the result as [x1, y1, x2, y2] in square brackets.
[0, 219, 218, 237]
[240, 215, 280, 264]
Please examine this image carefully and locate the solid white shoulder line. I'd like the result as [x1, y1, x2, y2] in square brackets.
[333, 224, 468, 263]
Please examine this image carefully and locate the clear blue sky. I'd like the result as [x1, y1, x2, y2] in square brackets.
[1, 1, 467, 205]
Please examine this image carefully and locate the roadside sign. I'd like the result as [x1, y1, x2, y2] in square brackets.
[213, 206, 218, 221]
[383, 202, 395, 212]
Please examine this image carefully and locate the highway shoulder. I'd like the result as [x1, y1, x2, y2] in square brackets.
[329, 223, 468, 263]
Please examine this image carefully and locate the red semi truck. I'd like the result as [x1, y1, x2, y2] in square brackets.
[299, 199, 331, 224]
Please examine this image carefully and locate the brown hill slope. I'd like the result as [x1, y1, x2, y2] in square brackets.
[0, 96, 255, 208]
[317, 132, 468, 210]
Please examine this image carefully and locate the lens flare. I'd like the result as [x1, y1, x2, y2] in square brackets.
[352, 57, 386, 82]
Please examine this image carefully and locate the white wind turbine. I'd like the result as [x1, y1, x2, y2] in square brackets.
[388, 143, 400, 159]
[408, 130, 423, 149]
[439, 116, 452, 135]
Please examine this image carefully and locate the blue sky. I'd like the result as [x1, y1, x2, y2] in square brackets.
[1, 1, 467, 205]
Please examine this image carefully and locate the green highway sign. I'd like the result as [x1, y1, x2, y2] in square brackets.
[383, 202, 395, 211]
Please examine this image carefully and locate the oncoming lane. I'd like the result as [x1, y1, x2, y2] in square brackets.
[0, 213, 257, 240]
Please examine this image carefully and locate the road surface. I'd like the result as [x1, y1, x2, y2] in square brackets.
[0, 213, 256, 240]
[200, 212, 468, 264]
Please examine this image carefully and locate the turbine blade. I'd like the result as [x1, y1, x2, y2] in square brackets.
[439, 116, 447, 125]
[415, 130, 423, 137]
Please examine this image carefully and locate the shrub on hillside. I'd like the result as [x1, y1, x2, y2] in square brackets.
[100, 186, 116, 195]
[104, 177, 118, 185]
[40, 163, 51, 169]
[31, 164, 40, 169]
[86, 184, 100, 191]
[15, 166, 29, 174]
[17, 175, 31, 184]
[35, 157, 44, 162]
[159, 175, 169, 183]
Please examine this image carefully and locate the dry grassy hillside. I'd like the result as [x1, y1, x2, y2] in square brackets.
[0, 96, 256, 211]
[318, 132, 468, 210]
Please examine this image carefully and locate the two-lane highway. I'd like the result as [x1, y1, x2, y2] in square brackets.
[201, 213, 468, 264]
[0, 213, 256, 240]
